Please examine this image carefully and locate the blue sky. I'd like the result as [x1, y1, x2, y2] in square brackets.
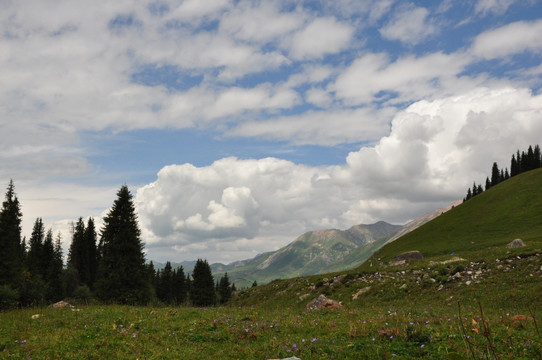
[2, 0, 542, 263]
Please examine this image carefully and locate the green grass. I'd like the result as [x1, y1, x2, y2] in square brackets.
[365, 168, 542, 267]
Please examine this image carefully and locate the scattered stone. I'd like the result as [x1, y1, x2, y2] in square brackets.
[506, 239, 526, 248]
[389, 251, 424, 266]
[331, 275, 345, 287]
[305, 294, 343, 311]
[437, 284, 444, 291]
[50, 301, 73, 309]
[399, 283, 407, 290]
[299, 293, 311, 301]
[465, 281, 472, 286]
[31, 314, 42, 319]
[352, 286, 372, 300]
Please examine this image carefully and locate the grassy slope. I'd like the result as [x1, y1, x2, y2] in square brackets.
[365, 168, 542, 266]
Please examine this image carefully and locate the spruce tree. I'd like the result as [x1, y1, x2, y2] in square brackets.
[0, 180, 23, 289]
[190, 259, 215, 307]
[173, 266, 187, 304]
[218, 272, 232, 304]
[84, 218, 98, 289]
[95, 185, 151, 304]
[27, 218, 45, 279]
[491, 162, 500, 186]
[68, 218, 86, 284]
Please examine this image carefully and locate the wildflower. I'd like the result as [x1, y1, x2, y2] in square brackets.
[132, 333, 137, 338]
[420, 344, 425, 348]
[311, 338, 317, 343]
[302, 339, 305, 343]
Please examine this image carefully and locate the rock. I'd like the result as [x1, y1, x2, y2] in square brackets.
[352, 286, 371, 300]
[465, 281, 472, 286]
[50, 301, 73, 309]
[389, 251, 424, 266]
[299, 293, 311, 301]
[399, 283, 407, 290]
[506, 239, 526, 248]
[305, 294, 344, 311]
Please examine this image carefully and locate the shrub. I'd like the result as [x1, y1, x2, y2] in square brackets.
[0, 285, 19, 310]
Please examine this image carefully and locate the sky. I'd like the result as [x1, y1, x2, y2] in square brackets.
[2, 0, 542, 264]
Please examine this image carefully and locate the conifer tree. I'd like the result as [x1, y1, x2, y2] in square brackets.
[27, 218, 45, 279]
[190, 259, 215, 307]
[485, 177, 491, 191]
[218, 272, 232, 304]
[173, 266, 187, 304]
[68, 218, 86, 284]
[95, 185, 151, 304]
[511, 154, 519, 177]
[84, 217, 98, 288]
[157, 261, 174, 304]
[491, 162, 500, 186]
[0, 180, 23, 289]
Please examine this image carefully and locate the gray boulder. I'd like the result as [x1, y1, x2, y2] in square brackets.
[506, 239, 526, 248]
[389, 250, 424, 266]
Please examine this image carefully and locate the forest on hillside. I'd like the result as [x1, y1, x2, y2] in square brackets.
[463, 144, 541, 201]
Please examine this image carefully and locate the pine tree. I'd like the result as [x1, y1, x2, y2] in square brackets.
[218, 272, 232, 304]
[0, 180, 23, 289]
[485, 177, 491, 191]
[534, 145, 541, 168]
[68, 218, 86, 285]
[511, 154, 518, 177]
[173, 266, 187, 304]
[190, 259, 216, 307]
[27, 218, 45, 279]
[84, 218, 98, 289]
[157, 261, 174, 304]
[491, 162, 500, 186]
[95, 185, 151, 304]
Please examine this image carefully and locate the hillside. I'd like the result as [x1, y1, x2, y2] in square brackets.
[232, 168, 542, 311]
[365, 167, 542, 267]
[212, 221, 401, 287]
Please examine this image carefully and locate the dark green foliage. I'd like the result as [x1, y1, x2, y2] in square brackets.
[491, 162, 500, 186]
[0, 285, 19, 310]
[173, 266, 187, 304]
[95, 185, 152, 305]
[0, 180, 23, 289]
[218, 272, 232, 304]
[26, 218, 45, 280]
[68, 217, 98, 290]
[190, 259, 216, 307]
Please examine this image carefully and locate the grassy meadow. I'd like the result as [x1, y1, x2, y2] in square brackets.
[2, 170, 542, 359]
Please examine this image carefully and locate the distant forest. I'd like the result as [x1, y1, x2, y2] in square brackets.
[0, 184, 233, 309]
[463, 144, 542, 202]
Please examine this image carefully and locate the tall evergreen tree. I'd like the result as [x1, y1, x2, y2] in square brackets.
[510, 154, 519, 177]
[173, 266, 187, 304]
[157, 261, 174, 304]
[534, 145, 541, 168]
[95, 185, 151, 304]
[190, 259, 216, 307]
[68, 218, 86, 284]
[84, 217, 98, 289]
[218, 272, 232, 304]
[0, 180, 23, 288]
[27, 218, 45, 279]
[491, 162, 500, 186]
[484, 177, 491, 191]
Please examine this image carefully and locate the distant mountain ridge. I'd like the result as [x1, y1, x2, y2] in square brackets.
[152, 203, 461, 288]
[210, 221, 402, 287]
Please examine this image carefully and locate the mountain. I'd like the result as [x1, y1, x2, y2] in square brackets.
[211, 221, 401, 287]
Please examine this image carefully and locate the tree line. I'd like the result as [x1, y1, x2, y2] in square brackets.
[463, 144, 541, 201]
[0, 184, 233, 309]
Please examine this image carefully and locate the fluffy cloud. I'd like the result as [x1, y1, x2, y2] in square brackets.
[379, 4, 436, 45]
[286, 17, 354, 60]
[331, 52, 471, 105]
[137, 87, 542, 263]
[471, 19, 542, 59]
